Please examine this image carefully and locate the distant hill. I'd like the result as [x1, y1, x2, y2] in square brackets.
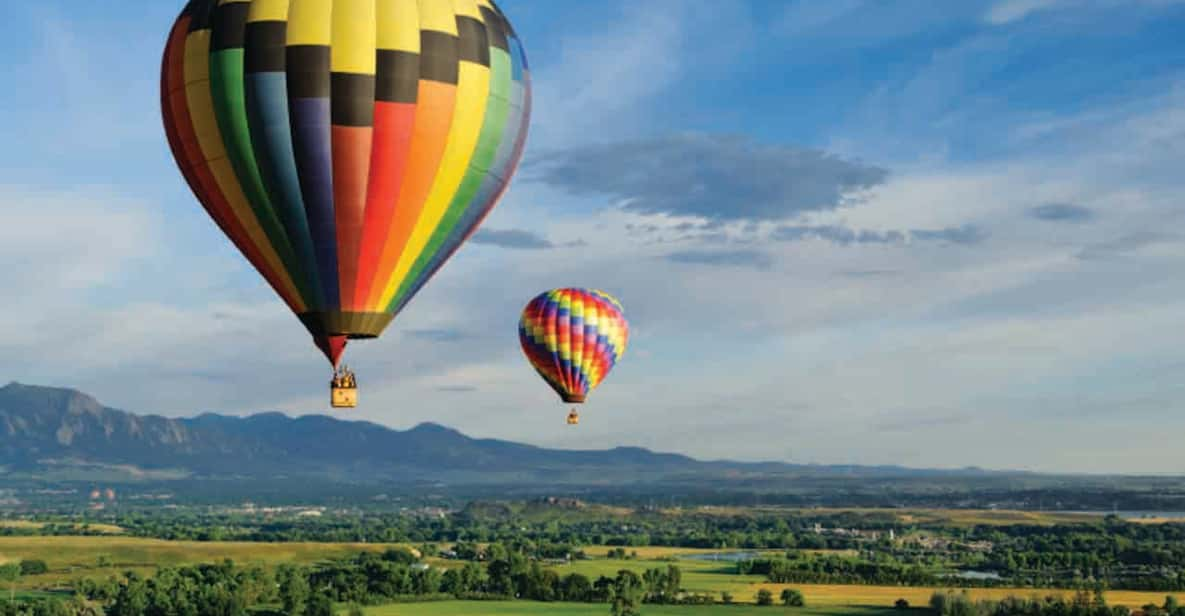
[0, 382, 748, 483]
[5, 382, 1183, 510]
[0, 381, 1048, 492]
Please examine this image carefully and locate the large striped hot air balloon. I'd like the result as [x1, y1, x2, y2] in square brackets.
[519, 289, 629, 425]
[161, 0, 531, 407]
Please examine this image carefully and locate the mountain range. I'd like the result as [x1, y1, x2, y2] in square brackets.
[3, 382, 1183, 510]
[0, 382, 719, 481]
[1, 381, 797, 481]
[0, 381, 1129, 500]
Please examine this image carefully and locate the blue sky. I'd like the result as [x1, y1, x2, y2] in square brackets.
[2, 0, 1185, 472]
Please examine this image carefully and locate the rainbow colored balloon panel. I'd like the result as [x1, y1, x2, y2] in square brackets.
[519, 289, 629, 404]
[161, 0, 531, 351]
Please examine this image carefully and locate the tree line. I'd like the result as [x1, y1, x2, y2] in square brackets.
[61, 545, 744, 616]
[926, 589, 1185, 616]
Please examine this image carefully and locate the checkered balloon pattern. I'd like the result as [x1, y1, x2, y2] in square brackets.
[519, 289, 629, 404]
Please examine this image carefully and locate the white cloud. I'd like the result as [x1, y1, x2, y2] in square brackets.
[986, 0, 1185, 25]
[984, 0, 1064, 25]
[0, 187, 156, 293]
[777, 0, 867, 36]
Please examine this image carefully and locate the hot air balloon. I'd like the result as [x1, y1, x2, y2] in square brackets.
[161, 0, 531, 408]
[519, 289, 629, 425]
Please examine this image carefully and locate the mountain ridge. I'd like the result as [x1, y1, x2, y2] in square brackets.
[0, 382, 714, 479]
[0, 382, 1030, 485]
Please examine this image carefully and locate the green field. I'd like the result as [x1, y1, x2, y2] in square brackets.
[547, 559, 1185, 609]
[551, 559, 764, 596]
[0, 536, 408, 567]
[0, 536, 409, 590]
[3, 535, 1183, 610]
[358, 601, 904, 615]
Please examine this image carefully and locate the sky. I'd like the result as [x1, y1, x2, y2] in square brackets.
[1, 0, 1184, 473]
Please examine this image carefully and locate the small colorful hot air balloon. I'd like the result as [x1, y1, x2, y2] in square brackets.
[519, 289, 629, 425]
[161, 0, 531, 407]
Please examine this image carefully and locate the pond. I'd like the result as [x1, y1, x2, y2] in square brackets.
[681, 551, 763, 562]
[942, 570, 1003, 580]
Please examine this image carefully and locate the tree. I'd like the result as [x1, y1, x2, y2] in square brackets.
[756, 589, 774, 606]
[781, 588, 805, 607]
[931, 591, 974, 616]
[459, 562, 484, 595]
[930, 592, 949, 615]
[381, 548, 416, 565]
[197, 583, 247, 616]
[592, 576, 614, 603]
[610, 570, 643, 616]
[1094, 588, 1108, 610]
[277, 566, 310, 616]
[453, 542, 481, 561]
[347, 604, 365, 616]
[303, 592, 333, 616]
[522, 562, 557, 601]
[642, 568, 663, 603]
[0, 564, 19, 602]
[411, 566, 442, 596]
[18, 560, 48, 576]
[108, 572, 148, 616]
[661, 566, 681, 603]
[441, 569, 463, 597]
[486, 558, 515, 597]
[240, 565, 277, 606]
[560, 573, 592, 602]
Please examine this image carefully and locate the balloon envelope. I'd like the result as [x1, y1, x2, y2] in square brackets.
[161, 0, 531, 363]
[519, 289, 629, 404]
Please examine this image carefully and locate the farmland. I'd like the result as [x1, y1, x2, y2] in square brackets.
[5, 501, 1185, 616]
[359, 601, 905, 615]
[1, 534, 1184, 610]
[546, 558, 1184, 609]
[0, 536, 408, 590]
[0, 519, 124, 534]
